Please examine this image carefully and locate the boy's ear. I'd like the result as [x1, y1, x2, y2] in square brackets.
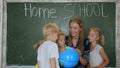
[51, 32, 53, 36]
[51, 32, 55, 36]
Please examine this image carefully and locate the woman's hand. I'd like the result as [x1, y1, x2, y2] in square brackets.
[75, 48, 87, 65]
[72, 39, 78, 48]
[80, 56, 87, 65]
[75, 48, 82, 55]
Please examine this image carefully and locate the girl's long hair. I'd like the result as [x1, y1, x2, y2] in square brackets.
[33, 40, 44, 50]
[88, 27, 105, 45]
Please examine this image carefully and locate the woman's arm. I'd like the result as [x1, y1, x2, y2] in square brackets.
[72, 38, 88, 65]
[76, 48, 87, 65]
[97, 48, 109, 68]
[50, 57, 56, 68]
[80, 56, 88, 65]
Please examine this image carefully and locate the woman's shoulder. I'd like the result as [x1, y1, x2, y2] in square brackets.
[65, 36, 69, 40]
[65, 35, 69, 44]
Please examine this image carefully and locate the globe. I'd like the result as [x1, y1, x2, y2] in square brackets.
[59, 46, 79, 68]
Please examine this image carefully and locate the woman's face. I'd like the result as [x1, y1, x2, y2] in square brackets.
[69, 22, 81, 38]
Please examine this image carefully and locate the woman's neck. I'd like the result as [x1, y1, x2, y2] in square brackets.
[72, 35, 79, 40]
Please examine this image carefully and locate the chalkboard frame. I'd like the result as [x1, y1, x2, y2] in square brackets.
[5, 1, 116, 67]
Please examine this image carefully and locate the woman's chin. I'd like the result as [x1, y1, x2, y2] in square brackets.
[71, 34, 77, 37]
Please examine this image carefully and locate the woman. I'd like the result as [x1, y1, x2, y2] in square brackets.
[66, 18, 88, 68]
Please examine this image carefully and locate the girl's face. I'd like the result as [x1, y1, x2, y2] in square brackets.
[57, 36, 65, 48]
[88, 31, 98, 43]
[69, 22, 81, 38]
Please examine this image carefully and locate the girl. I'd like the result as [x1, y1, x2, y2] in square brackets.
[88, 27, 109, 68]
[57, 31, 66, 53]
[34, 23, 60, 68]
[66, 18, 88, 68]
[57, 31, 66, 68]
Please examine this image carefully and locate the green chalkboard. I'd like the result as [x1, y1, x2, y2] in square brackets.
[7, 2, 115, 67]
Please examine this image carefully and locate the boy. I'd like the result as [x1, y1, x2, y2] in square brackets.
[37, 23, 60, 68]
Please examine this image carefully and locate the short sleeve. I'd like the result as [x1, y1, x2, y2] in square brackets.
[96, 44, 103, 53]
[98, 45, 102, 50]
[37, 46, 41, 61]
[49, 45, 59, 58]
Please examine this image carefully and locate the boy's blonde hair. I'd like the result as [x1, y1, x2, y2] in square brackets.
[42, 23, 59, 39]
[88, 27, 105, 45]
[34, 23, 59, 50]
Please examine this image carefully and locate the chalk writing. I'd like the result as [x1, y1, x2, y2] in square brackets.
[24, 3, 108, 20]
[24, 3, 57, 19]
[64, 3, 108, 20]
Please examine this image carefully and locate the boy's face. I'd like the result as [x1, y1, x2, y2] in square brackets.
[57, 35, 65, 48]
[52, 31, 59, 42]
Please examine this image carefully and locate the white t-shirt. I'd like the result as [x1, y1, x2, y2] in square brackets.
[37, 40, 60, 68]
[90, 44, 104, 68]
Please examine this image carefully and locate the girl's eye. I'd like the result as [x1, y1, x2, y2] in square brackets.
[73, 27, 77, 29]
[91, 34, 93, 37]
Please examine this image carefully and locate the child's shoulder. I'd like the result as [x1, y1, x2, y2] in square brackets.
[41, 40, 56, 46]
[96, 44, 103, 50]
[44, 40, 54, 43]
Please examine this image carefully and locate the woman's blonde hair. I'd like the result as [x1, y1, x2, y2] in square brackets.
[68, 18, 84, 51]
[88, 27, 105, 45]
[34, 23, 59, 50]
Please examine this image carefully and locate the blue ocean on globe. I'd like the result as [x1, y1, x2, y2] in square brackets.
[59, 46, 79, 68]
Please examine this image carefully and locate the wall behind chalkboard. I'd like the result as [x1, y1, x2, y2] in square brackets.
[7, 2, 115, 67]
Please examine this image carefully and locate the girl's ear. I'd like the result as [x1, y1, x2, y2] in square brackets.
[96, 36, 99, 41]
